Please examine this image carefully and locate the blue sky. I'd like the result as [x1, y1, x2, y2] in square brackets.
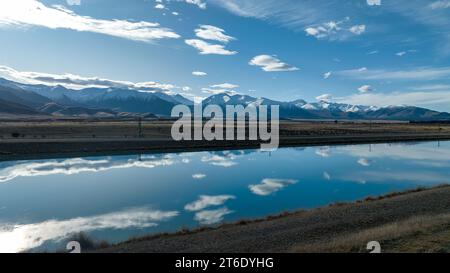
[1, 0, 450, 111]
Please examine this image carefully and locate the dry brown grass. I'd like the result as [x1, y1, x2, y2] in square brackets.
[2, 120, 450, 141]
[292, 213, 450, 253]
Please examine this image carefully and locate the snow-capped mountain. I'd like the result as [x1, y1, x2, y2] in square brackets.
[0, 78, 194, 116]
[1, 77, 449, 121]
[201, 94, 450, 121]
[290, 98, 379, 113]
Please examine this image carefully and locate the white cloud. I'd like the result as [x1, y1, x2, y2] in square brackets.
[192, 173, 206, 179]
[0, 207, 178, 253]
[349, 24, 366, 35]
[337, 66, 450, 80]
[249, 178, 297, 196]
[357, 158, 372, 166]
[195, 25, 235, 43]
[210, 83, 239, 89]
[249, 55, 299, 72]
[305, 21, 342, 39]
[212, 0, 450, 52]
[155, 3, 165, 9]
[358, 85, 373, 93]
[305, 19, 365, 40]
[396, 49, 417, 57]
[66, 0, 81, 6]
[201, 83, 240, 96]
[429, 1, 450, 9]
[192, 71, 207, 76]
[194, 207, 232, 225]
[185, 195, 235, 211]
[0, 0, 180, 42]
[0, 65, 176, 92]
[201, 154, 238, 167]
[316, 94, 332, 102]
[201, 88, 238, 96]
[316, 146, 331, 157]
[185, 39, 237, 55]
[211, 0, 353, 39]
[367, 0, 381, 6]
[337, 90, 450, 110]
[185, 0, 207, 9]
[323, 71, 332, 79]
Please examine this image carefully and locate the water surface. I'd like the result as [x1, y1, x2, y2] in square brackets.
[0, 141, 449, 252]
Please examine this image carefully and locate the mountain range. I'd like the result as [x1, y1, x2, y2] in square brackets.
[0, 77, 449, 121]
[202, 93, 450, 121]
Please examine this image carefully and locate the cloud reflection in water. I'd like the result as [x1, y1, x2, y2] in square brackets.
[0, 207, 178, 253]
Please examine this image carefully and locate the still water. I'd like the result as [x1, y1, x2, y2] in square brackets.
[0, 141, 449, 252]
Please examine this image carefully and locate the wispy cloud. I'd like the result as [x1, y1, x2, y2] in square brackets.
[305, 20, 366, 40]
[337, 90, 450, 110]
[249, 55, 299, 72]
[212, 0, 366, 41]
[429, 1, 450, 10]
[344, 171, 449, 185]
[337, 66, 450, 80]
[211, 0, 337, 28]
[0, 65, 175, 92]
[337, 142, 450, 162]
[210, 83, 239, 89]
[201, 88, 238, 96]
[0, 156, 175, 183]
[381, 0, 450, 54]
[0, 0, 180, 42]
[66, 0, 81, 6]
